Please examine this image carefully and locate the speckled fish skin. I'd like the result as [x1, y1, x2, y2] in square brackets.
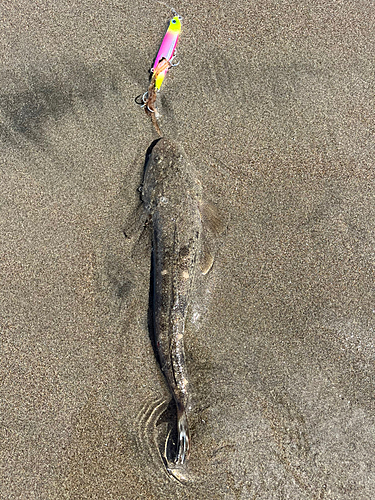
[142, 138, 203, 469]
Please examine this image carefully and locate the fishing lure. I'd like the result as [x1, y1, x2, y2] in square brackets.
[138, 12, 182, 135]
[152, 15, 182, 90]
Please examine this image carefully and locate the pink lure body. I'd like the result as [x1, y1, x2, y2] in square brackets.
[152, 16, 181, 90]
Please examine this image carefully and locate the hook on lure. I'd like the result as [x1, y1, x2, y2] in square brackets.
[137, 10, 182, 135]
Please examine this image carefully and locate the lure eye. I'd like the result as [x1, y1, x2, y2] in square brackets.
[171, 19, 176, 24]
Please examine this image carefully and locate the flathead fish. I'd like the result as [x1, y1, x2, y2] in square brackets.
[140, 138, 222, 476]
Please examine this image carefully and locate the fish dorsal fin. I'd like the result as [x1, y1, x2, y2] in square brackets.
[199, 201, 225, 236]
[199, 234, 214, 275]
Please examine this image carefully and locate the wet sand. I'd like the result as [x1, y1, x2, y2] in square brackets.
[1, 1, 374, 498]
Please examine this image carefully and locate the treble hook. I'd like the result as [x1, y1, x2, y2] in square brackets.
[135, 94, 145, 106]
[135, 91, 150, 108]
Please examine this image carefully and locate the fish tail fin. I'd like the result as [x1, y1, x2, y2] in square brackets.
[175, 407, 190, 466]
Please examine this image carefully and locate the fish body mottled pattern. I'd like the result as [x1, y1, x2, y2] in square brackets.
[142, 138, 203, 465]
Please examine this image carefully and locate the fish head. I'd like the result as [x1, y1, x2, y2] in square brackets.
[142, 138, 186, 209]
[148, 138, 184, 165]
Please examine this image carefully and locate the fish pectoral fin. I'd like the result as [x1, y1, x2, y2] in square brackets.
[130, 224, 152, 262]
[123, 204, 151, 262]
[123, 203, 148, 239]
[199, 201, 225, 236]
[199, 236, 214, 275]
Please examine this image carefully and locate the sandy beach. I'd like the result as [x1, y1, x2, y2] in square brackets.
[1, 1, 374, 498]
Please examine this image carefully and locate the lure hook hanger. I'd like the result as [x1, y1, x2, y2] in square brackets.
[171, 8, 183, 20]
[155, 1, 183, 19]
